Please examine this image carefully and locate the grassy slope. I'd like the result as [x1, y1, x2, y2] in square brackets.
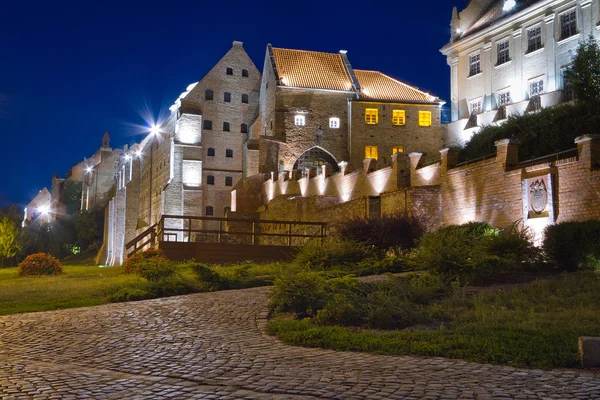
[268, 273, 600, 369]
[0, 265, 143, 315]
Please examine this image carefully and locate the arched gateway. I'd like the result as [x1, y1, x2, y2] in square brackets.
[293, 147, 339, 173]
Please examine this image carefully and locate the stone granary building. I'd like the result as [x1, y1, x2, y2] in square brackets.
[440, 0, 600, 145]
[101, 42, 445, 265]
[245, 45, 446, 179]
[102, 42, 261, 265]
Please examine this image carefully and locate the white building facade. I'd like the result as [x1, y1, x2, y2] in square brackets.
[441, 0, 599, 146]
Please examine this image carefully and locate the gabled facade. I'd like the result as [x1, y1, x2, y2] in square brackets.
[441, 0, 600, 145]
[23, 188, 52, 226]
[102, 41, 261, 265]
[235, 45, 445, 214]
[244, 45, 445, 184]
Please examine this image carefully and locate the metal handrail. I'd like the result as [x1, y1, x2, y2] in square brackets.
[455, 153, 496, 167]
[516, 148, 578, 167]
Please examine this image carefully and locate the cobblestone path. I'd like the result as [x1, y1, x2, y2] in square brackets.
[1, 286, 599, 399]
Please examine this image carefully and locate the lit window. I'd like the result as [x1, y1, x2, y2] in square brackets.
[223, 122, 230, 132]
[205, 89, 213, 101]
[392, 110, 406, 126]
[365, 108, 378, 124]
[418, 111, 432, 127]
[469, 99, 482, 114]
[206, 206, 214, 216]
[295, 115, 305, 126]
[207, 148, 215, 156]
[226, 149, 233, 158]
[207, 175, 215, 185]
[527, 25, 543, 53]
[242, 94, 249, 104]
[226, 67, 233, 75]
[392, 146, 405, 155]
[560, 9, 577, 41]
[497, 40, 510, 65]
[529, 77, 544, 97]
[224, 92, 231, 102]
[469, 53, 481, 77]
[365, 145, 378, 160]
[498, 90, 511, 106]
[225, 176, 233, 186]
[204, 120, 212, 130]
[329, 117, 340, 128]
[242, 69, 249, 77]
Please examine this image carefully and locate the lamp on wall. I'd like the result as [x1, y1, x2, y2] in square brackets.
[316, 125, 323, 144]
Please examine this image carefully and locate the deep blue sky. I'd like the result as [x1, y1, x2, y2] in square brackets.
[0, 0, 467, 209]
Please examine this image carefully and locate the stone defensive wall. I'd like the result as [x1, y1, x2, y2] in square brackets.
[233, 134, 600, 240]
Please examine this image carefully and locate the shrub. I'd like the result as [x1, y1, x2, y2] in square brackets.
[146, 275, 200, 297]
[123, 248, 167, 274]
[108, 287, 153, 302]
[18, 253, 63, 276]
[136, 257, 176, 282]
[334, 214, 425, 254]
[543, 220, 600, 271]
[268, 271, 357, 315]
[413, 222, 492, 284]
[191, 263, 231, 290]
[293, 240, 375, 271]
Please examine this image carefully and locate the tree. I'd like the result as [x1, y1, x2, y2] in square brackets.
[564, 35, 600, 103]
[0, 217, 21, 266]
[62, 180, 82, 215]
[73, 211, 101, 249]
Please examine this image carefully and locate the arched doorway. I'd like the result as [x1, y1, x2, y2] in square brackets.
[293, 147, 339, 173]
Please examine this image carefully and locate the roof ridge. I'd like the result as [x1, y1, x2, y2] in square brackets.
[271, 47, 343, 57]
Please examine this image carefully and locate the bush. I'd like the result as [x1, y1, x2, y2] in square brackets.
[414, 221, 542, 284]
[543, 220, 600, 271]
[191, 263, 232, 290]
[334, 214, 425, 254]
[293, 240, 375, 271]
[146, 275, 200, 297]
[136, 257, 176, 282]
[123, 248, 167, 274]
[108, 287, 154, 302]
[18, 253, 63, 276]
[268, 271, 357, 315]
[459, 101, 600, 163]
[413, 222, 493, 284]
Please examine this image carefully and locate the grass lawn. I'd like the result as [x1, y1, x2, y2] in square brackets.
[0, 261, 286, 316]
[268, 273, 600, 369]
[0, 265, 145, 315]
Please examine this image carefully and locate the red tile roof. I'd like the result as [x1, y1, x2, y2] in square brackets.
[355, 70, 439, 103]
[271, 47, 354, 91]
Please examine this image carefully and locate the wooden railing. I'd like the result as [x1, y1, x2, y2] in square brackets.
[125, 223, 158, 257]
[158, 215, 327, 247]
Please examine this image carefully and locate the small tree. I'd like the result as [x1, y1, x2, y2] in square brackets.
[564, 35, 600, 103]
[0, 217, 21, 266]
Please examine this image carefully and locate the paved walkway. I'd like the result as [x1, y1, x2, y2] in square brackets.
[1, 286, 599, 399]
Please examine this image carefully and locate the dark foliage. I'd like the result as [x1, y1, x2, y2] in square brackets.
[334, 214, 426, 254]
[543, 220, 600, 271]
[459, 101, 600, 163]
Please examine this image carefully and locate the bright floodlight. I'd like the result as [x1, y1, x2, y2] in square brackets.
[125, 154, 131, 161]
[38, 205, 50, 215]
[150, 124, 160, 136]
[136, 150, 143, 158]
[86, 167, 93, 173]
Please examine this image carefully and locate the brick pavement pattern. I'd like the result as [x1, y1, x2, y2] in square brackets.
[1, 286, 599, 399]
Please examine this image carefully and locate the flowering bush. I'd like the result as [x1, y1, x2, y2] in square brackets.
[123, 248, 167, 274]
[18, 253, 63, 276]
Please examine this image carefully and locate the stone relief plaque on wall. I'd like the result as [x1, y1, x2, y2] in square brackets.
[522, 173, 555, 221]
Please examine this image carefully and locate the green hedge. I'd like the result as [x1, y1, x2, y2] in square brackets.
[460, 101, 600, 162]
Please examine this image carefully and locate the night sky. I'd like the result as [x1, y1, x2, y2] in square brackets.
[0, 0, 468, 209]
